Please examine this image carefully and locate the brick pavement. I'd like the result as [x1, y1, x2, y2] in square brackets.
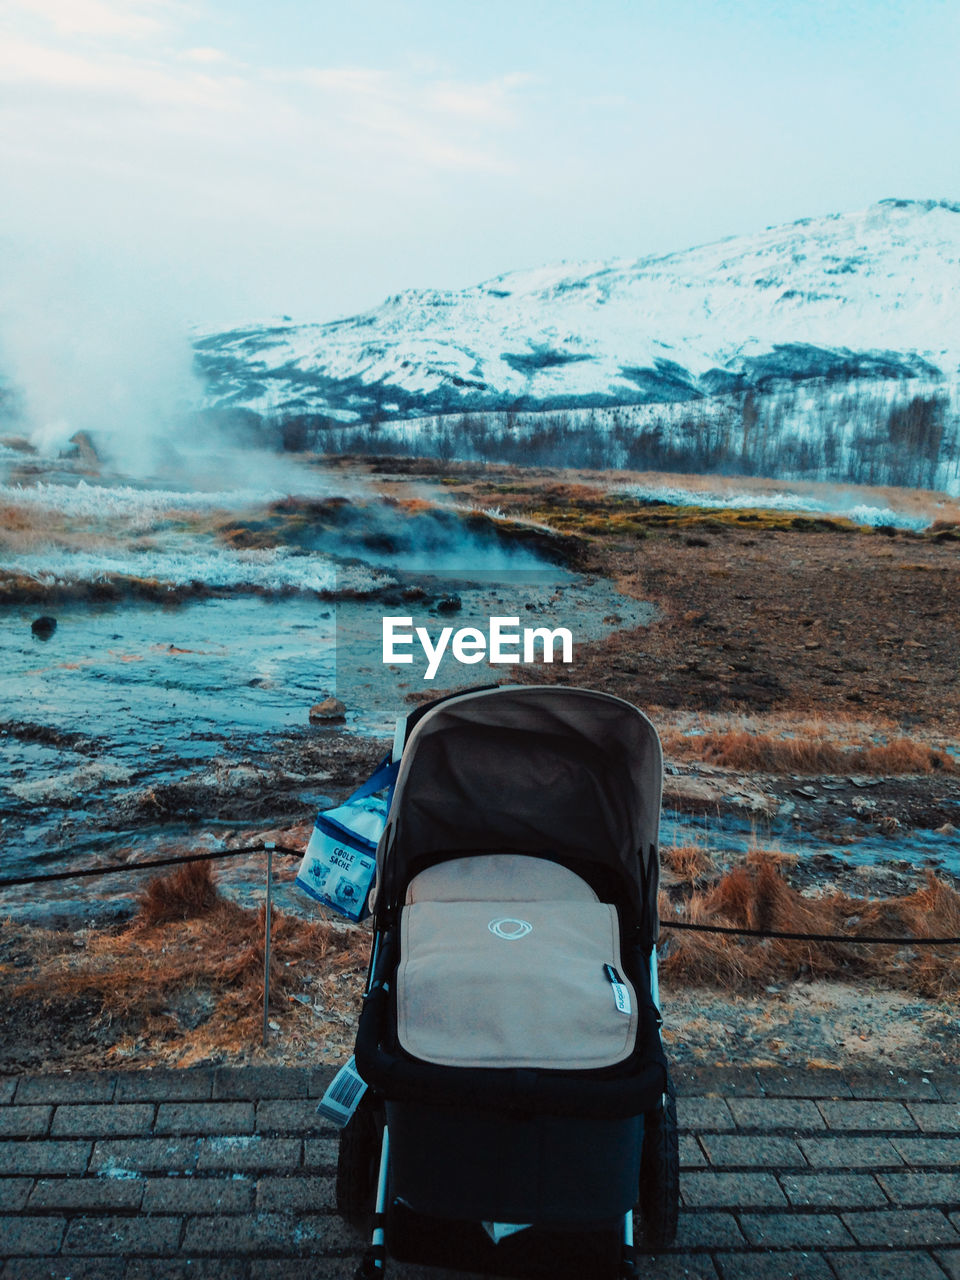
[0, 1066, 957, 1278]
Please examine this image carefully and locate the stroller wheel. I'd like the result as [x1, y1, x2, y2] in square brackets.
[636, 1082, 679, 1250]
[336, 1093, 382, 1233]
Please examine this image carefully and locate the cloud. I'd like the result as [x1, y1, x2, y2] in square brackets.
[179, 46, 235, 65]
[273, 64, 524, 173]
[0, 0, 536, 324]
[6, 0, 171, 40]
[0, 5, 528, 176]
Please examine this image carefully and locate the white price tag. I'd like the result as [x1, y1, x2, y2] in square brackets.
[317, 1056, 368, 1127]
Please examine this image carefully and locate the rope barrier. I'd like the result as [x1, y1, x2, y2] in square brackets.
[660, 920, 960, 946]
[0, 842, 303, 888]
[1, 845, 958, 946]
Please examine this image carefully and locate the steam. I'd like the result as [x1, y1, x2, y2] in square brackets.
[0, 246, 359, 500]
[0, 246, 203, 476]
[614, 481, 941, 532]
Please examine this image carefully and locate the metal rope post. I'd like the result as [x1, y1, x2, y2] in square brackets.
[262, 841, 275, 1046]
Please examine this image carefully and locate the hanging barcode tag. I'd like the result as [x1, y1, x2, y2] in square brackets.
[317, 1056, 368, 1127]
[604, 964, 632, 1015]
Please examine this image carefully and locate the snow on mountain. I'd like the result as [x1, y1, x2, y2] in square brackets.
[194, 199, 960, 423]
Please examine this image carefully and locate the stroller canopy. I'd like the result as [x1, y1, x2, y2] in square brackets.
[377, 686, 663, 940]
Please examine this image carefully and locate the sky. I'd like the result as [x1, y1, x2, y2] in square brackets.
[2, 0, 959, 331]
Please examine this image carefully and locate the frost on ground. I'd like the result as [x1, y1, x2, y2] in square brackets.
[661, 980, 953, 1069]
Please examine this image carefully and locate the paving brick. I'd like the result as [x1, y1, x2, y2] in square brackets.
[715, 1252, 834, 1280]
[302, 1138, 340, 1172]
[0, 1078, 17, 1105]
[50, 1104, 155, 1138]
[125, 1262, 250, 1280]
[306, 1066, 338, 1099]
[615, 1258, 720, 1280]
[114, 1070, 214, 1104]
[727, 1097, 826, 1130]
[738, 1210, 854, 1247]
[843, 1071, 942, 1101]
[0, 1108, 51, 1138]
[671, 1066, 764, 1097]
[14, 1075, 116, 1106]
[798, 1136, 904, 1168]
[1, 1259, 125, 1280]
[256, 1174, 335, 1212]
[141, 1176, 254, 1214]
[680, 1171, 787, 1209]
[818, 1100, 917, 1131]
[155, 1102, 254, 1136]
[937, 1080, 960, 1103]
[212, 1067, 308, 1101]
[61, 1215, 183, 1255]
[841, 1208, 959, 1247]
[255, 1099, 332, 1134]
[181, 1211, 357, 1255]
[778, 1172, 887, 1209]
[935, 1251, 960, 1280]
[250, 1267, 371, 1280]
[879, 1172, 960, 1207]
[756, 1069, 851, 1098]
[247, 1266, 373, 1280]
[673, 1210, 745, 1248]
[700, 1134, 806, 1167]
[676, 1097, 736, 1132]
[0, 1177, 33, 1211]
[28, 1177, 145, 1211]
[679, 1134, 707, 1167]
[908, 1103, 960, 1133]
[893, 1137, 960, 1167]
[90, 1137, 198, 1175]
[0, 1217, 67, 1255]
[196, 1135, 300, 1171]
[827, 1251, 955, 1280]
[0, 1140, 91, 1175]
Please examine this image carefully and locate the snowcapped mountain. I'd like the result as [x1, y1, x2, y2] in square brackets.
[194, 199, 960, 424]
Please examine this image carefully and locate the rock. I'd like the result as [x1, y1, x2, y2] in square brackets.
[62, 430, 102, 467]
[309, 697, 346, 722]
[31, 616, 57, 639]
[934, 822, 957, 835]
[436, 594, 462, 613]
[0, 434, 37, 455]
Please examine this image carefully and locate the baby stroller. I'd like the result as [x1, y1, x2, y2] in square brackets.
[335, 685, 678, 1279]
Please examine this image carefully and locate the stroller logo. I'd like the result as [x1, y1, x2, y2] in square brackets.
[488, 917, 533, 941]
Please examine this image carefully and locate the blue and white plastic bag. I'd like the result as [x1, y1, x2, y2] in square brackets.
[295, 756, 397, 921]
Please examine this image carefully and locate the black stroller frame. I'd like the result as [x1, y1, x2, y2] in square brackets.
[335, 686, 679, 1279]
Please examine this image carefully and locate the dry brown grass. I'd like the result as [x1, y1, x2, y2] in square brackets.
[660, 856, 960, 1000]
[663, 843, 716, 885]
[5, 864, 370, 1063]
[661, 729, 954, 774]
[5, 852, 958, 1070]
[137, 860, 220, 924]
